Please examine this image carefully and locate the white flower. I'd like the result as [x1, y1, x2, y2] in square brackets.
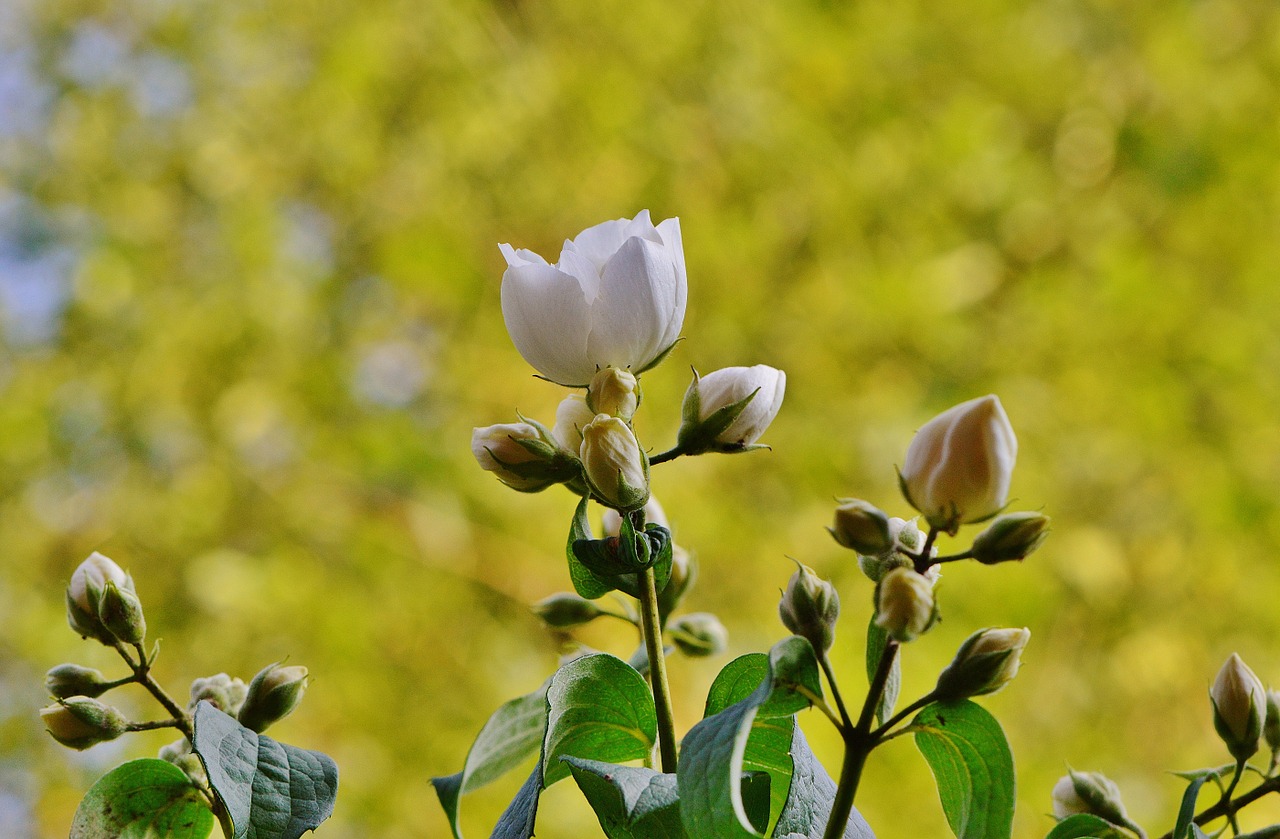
[678, 365, 786, 452]
[499, 211, 687, 386]
[900, 395, 1017, 533]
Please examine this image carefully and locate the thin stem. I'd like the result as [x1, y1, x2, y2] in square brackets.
[870, 691, 937, 741]
[637, 566, 678, 773]
[648, 446, 683, 466]
[114, 642, 192, 740]
[1222, 760, 1246, 835]
[1154, 773, 1280, 839]
[125, 719, 183, 732]
[823, 639, 900, 839]
[819, 655, 855, 732]
[921, 550, 974, 568]
[911, 528, 941, 575]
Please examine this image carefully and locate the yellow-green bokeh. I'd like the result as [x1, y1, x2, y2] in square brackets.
[4, 0, 1280, 836]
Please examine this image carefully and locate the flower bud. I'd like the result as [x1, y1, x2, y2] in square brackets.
[238, 662, 308, 733]
[580, 414, 649, 511]
[677, 365, 786, 454]
[189, 673, 249, 715]
[778, 564, 840, 654]
[657, 546, 697, 619]
[899, 395, 1017, 534]
[971, 512, 1050, 565]
[98, 580, 146, 644]
[1266, 689, 1280, 755]
[551, 393, 598, 454]
[1211, 652, 1266, 761]
[472, 421, 574, 492]
[45, 664, 113, 700]
[830, 500, 893, 555]
[40, 697, 128, 750]
[587, 367, 641, 421]
[935, 627, 1030, 701]
[532, 593, 605, 628]
[66, 552, 133, 644]
[1051, 770, 1130, 826]
[668, 612, 728, 657]
[874, 567, 937, 643]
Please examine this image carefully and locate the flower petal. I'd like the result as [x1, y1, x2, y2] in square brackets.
[588, 236, 681, 371]
[500, 262, 594, 385]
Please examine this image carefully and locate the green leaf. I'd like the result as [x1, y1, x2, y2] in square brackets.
[772, 724, 875, 839]
[70, 758, 214, 839]
[431, 681, 550, 839]
[192, 702, 338, 839]
[912, 700, 1015, 839]
[1043, 814, 1130, 839]
[567, 496, 613, 599]
[1172, 776, 1207, 839]
[490, 762, 543, 839]
[542, 653, 657, 786]
[564, 758, 687, 839]
[865, 617, 900, 727]
[678, 636, 832, 839]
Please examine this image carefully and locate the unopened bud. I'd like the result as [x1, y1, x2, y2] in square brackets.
[98, 580, 146, 644]
[972, 512, 1050, 564]
[189, 673, 249, 715]
[830, 500, 893, 555]
[532, 593, 605, 628]
[587, 367, 641, 421]
[1266, 690, 1280, 754]
[668, 612, 728, 657]
[45, 664, 113, 700]
[935, 627, 1030, 701]
[677, 365, 786, 454]
[40, 697, 128, 750]
[66, 552, 133, 645]
[874, 567, 936, 643]
[581, 414, 649, 511]
[1211, 653, 1266, 761]
[552, 393, 598, 454]
[778, 564, 840, 654]
[1051, 770, 1130, 826]
[657, 546, 697, 619]
[238, 662, 308, 733]
[472, 421, 577, 492]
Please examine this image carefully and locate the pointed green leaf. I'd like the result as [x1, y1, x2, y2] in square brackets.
[912, 701, 1014, 839]
[773, 724, 875, 839]
[490, 762, 543, 839]
[565, 758, 687, 839]
[865, 617, 900, 727]
[567, 496, 613, 598]
[1043, 814, 1130, 839]
[1172, 776, 1207, 839]
[543, 653, 657, 785]
[70, 758, 214, 839]
[431, 681, 550, 838]
[192, 702, 337, 839]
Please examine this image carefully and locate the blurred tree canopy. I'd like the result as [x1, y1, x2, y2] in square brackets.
[4, 0, 1280, 836]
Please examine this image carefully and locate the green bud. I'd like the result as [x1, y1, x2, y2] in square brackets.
[98, 580, 146, 644]
[935, 627, 1031, 701]
[874, 567, 937, 643]
[587, 367, 641, 421]
[668, 612, 728, 657]
[40, 697, 128, 750]
[532, 593, 605, 628]
[1211, 652, 1266, 762]
[1051, 770, 1131, 827]
[778, 563, 840, 654]
[188, 673, 249, 715]
[238, 662, 309, 732]
[829, 500, 893, 555]
[971, 512, 1050, 564]
[45, 664, 113, 700]
[66, 552, 134, 645]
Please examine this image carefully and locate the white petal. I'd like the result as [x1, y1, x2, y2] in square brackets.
[567, 217, 633, 272]
[499, 243, 548, 267]
[500, 262, 594, 385]
[588, 236, 680, 370]
[653, 217, 688, 349]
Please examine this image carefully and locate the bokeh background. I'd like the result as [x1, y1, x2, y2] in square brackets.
[4, 0, 1280, 836]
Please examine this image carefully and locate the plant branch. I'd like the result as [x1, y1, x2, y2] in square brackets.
[870, 691, 937, 741]
[911, 528, 941, 575]
[648, 446, 683, 466]
[637, 566, 678, 773]
[819, 655, 854, 733]
[125, 719, 183, 732]
[114, 642, 192, 740]
[1155, 772, 1280, 839]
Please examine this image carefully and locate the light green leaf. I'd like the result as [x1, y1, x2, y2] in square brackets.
[1172, 776, 1207, 839]
[70, 758, 213, 839]
[431, 681, 550, 839]
[542, 653, 657, 785]
[865, 617, 900, 727]
[912, 701, 1015, 839]
[192, 702, 337, 839]
[1043, 813, 1130, 839]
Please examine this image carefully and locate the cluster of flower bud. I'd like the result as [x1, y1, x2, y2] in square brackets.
[65, 552, 147, 647]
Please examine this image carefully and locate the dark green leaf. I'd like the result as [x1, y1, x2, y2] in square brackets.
[567, 496, 613, 598]
[543, 653, 656, 786]
[1172, 776, 1207, 839]
[564, 758, 687, 839]
[431, 681, 550, 838]
[773, 725, 875, 839]
[1043, 814, 1130, 839]
[70, 758, 213, 839]
[912, 700, 1014, 839]
[490, 762, 543, 839]
[678, 636, 838, 839]
[865, 617, 900, 727]
[192, 702, 337, 839]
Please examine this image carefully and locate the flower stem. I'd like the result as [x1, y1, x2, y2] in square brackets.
[125, 719, 183, 732]
[1222, 759, 1246, 835]
[1154, 769, 1280, 839]
[637, 565, 678, 772]
[114, 642, 192, 740]
[648, 446, 683, 466]
[823, 638, 900, 839]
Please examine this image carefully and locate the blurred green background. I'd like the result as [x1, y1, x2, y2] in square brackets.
[4, 0, 1280, 836]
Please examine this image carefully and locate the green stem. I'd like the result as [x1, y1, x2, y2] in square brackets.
[911, 528, 941, 575]
[1222, 760, 1246, 835]
[648, 446, 683, 466]
[114, 642, 192, 741]
[822, 638, 900, 839]
[819, 655, 855, 732]
[125, 719, 183, 732]
[870, 691, 937, 741]
[637, 566, 679, 773]
[1154, 771, 1280, 839]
